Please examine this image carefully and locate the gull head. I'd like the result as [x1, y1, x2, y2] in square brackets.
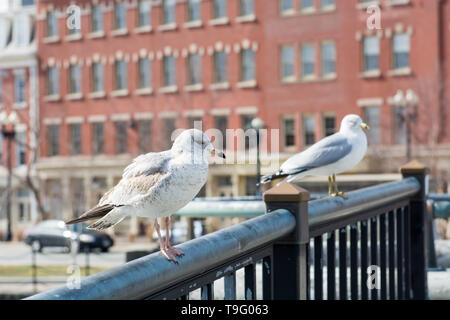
[172, 129, 226, 160]
[340, 114, 370, 134]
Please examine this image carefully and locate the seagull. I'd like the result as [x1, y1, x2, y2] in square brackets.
[261, 114, 370, 199]
[65, 129, 225, 263]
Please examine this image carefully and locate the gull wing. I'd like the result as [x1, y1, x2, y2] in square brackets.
[280, 133, 353, 175]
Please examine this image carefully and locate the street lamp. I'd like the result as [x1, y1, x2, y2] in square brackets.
[0, 110, 19, 241]
[393, 89, 419, 162]
[251, 117, 264, 196]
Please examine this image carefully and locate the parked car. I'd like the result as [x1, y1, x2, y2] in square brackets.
[23, 220, 114, 253]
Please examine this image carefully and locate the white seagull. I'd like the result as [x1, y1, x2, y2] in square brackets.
[66, 129, 225, 263]
[261, 114, 370, 199]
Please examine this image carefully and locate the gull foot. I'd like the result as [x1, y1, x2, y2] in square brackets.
[167, 246, 184, 257]
[161, 248, 179, 263]
[331, 192, 348, 200]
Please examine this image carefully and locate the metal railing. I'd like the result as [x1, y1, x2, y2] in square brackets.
[26, 162, 429, 300]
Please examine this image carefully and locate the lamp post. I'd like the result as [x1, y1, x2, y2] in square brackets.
[0, 110, 19, 242]
[251, 117, 264, 196]
[393, 89, 419, 162]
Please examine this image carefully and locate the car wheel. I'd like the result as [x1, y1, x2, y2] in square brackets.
[101, 247, 109, 253]
[31, 240, 42, 253]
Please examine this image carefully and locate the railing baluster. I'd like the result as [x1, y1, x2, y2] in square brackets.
[350, 224, 358, 300]
[404, 205, 412, 299]
[388, 210, 396, 300]
[201, 283, 214, 300]
[327, 231, 336, 300]
[262, 256, 273, 300]
[339, 227, 347, 300]
[379, 214, 387, 300]
[244, 264, 256, 300]
[306, 243, 311, 300]
[370, 217, 378, 300]
[360, 220, 368, 300]
[224, 272, 236, 300]
[397, 208, 405, 300]
[314, 236, 323, 300]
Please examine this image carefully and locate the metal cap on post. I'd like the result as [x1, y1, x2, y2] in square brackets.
[400, 160, 429, 300]
[263, 182, 310, 300]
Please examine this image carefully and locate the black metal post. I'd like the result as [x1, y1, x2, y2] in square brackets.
[264, 182, 310, 300]
[401, 161, 429, 300]
[3, 130, 15, 242]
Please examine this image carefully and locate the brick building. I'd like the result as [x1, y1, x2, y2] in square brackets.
[35, 0, 450, 232]
[0, 0, 38, 239]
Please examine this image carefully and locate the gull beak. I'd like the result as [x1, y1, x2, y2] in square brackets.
[211, 149, 226, 159]
[360, 123, 371, 131]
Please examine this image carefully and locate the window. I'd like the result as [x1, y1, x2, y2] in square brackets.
[114, 60, 127, 90]
[162, 118, 176, 149]
[163, 56, 176, 87]
[46, 11, 58, 37]
[321, 0, 335, 9]
[188, 117, 202, 129]
[47, 67, 59, 95]
[215, 116, 228, 150]
[138, 58, 151, 88]
[281, 45, 295, 81]
[47, 125, 59, 156]
[15, 132, 26, 166]
[363, 107, 380, 145]
[363, 36, 379, 72]
[240, 0, 254, 16]
[394, 106, 407, 144]
[138, 120, 152, 153]
[303, 115, 315, 146]
[321, 42, 336, 76]
[323, 114, 336, 137]
[115, 121, 128, 154]
[114, 2, 127, 30]
[245, 176, 257, 196]
[282, 117, 295, 148]
[22, 0, 35, 5]
[301, 0, 314, 11]
[280, 0, 293, 14]
[14, 72, 26, 103]
[137, 0, 151, 27]
[188, 54, 201, 85]
[241, 115, 254, 150]
[14, 15, 30, 46]
[91, 62, 104, 92]
[91, 5, 103, 32]
[214, 51, 227, 83]
[187, 0, 201, 22]
[301, 44, 315, 78]
[393, 33, 410, 69]
[92, 123, 104, 154]
[241, 49, 255, 82]
[69, 64, 81, 94]
[69, 124, 82, 155]
[162, 0, 175, 24]
[213, 0, 227, 19]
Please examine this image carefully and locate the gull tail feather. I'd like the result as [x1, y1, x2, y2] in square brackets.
[87, 208, 127, 231]
[260, 171, 289, 185]
[65, 204, 116, 225]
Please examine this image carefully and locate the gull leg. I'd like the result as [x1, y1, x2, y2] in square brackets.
[164, 217, 184, 257]
[332, 174, 348, 199]
[328, 176, 333, 196]
[155, 218, 177, 263]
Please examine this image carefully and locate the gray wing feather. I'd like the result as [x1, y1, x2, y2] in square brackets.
[122, 150, 171, 178]
[280, 133, 352, 174]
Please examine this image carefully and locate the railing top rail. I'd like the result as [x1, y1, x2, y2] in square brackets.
[308, 177, 421, 236]
[26, 209, 295, 300]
